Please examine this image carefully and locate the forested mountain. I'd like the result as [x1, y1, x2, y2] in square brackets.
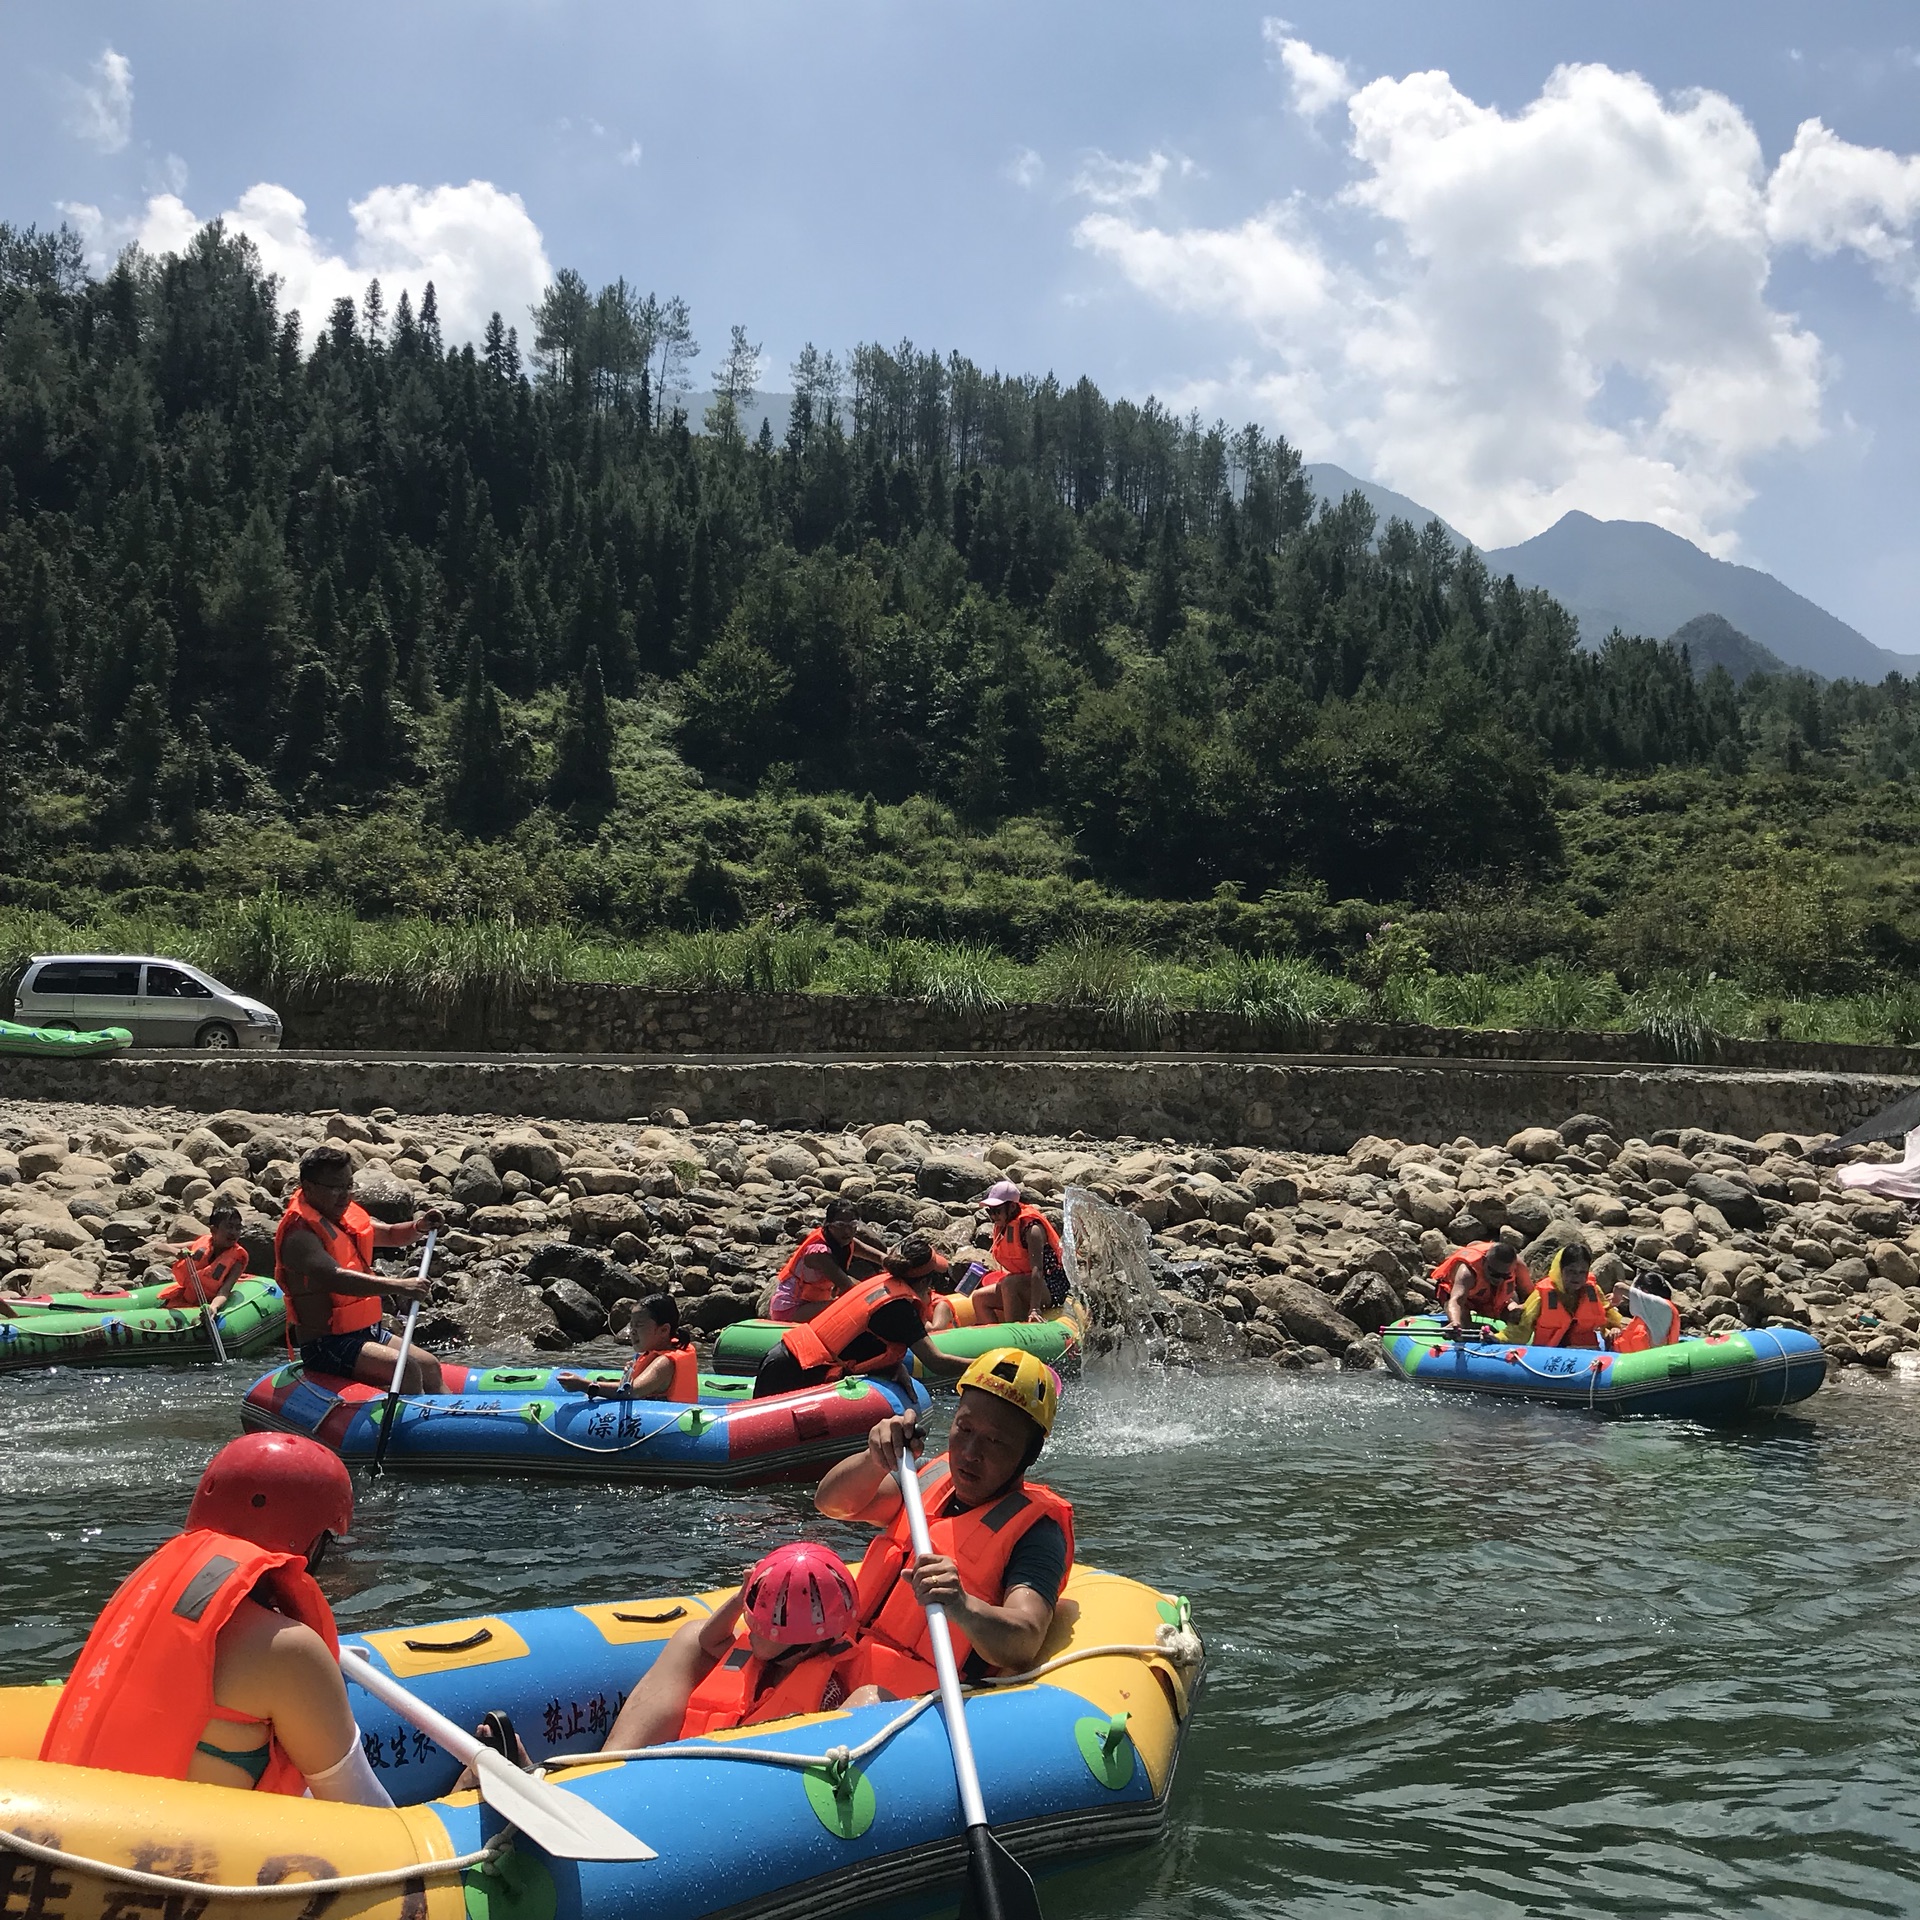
[2, 218, 1917, 978]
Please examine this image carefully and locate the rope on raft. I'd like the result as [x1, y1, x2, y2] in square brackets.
[0, 1826, 510, 1897]
[547, 1630, 1204, 1776]
[364, 1392, 701, 1456]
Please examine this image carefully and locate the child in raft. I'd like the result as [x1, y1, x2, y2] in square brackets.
[1609, 1272, 1680, 1350]
[555, 1294, 699, 1403]
[156, 1203, 249, 1316]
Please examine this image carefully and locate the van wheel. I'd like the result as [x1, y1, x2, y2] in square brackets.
[195, 1021, 239, 1050]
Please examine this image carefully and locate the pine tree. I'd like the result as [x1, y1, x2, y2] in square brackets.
[680, 516, 717, 663]
[114, 682, 174, 820]
[1145, 512, 1184, 651]
[341, 610, 398, 779]
[277, 661, 335, 791]
[549, 646, 617, 812]
[445, 640, 530, 833]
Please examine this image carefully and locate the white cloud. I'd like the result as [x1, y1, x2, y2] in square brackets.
[65, 47, 133, 153]
[1075, 54, 1886, 553]
[1007, 147, 1044, 190]
[131, 179, 553, 345]
[1072, 150, 1173, 208]
[619, 140, 643, 168]
[1766, 117, 1920, 300]
[1262, 21, 1352, 121]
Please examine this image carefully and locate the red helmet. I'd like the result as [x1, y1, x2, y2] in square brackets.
[187, 1433, 353, 1563]
[741, 1543, 858, 1649]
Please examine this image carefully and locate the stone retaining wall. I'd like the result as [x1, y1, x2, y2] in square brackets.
[3, 1050, 1910, 1153]
[272, 978, 1920, 1077]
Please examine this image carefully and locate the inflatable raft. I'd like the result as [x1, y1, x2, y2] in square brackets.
[711, 1299, 1086, 1379]
[0, 1019, 131, 1057]
[2, 1278, 238, 1316]
[0, 1278, 286, 1373]
[1380, 1315, 1828, 1418]
[240, 1360, 931, 1485]
[0, 1564, 1197, 1920]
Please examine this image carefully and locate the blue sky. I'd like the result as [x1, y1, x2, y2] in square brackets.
[3, 2, 1918, 649]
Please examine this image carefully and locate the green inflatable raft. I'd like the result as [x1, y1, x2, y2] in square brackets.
[709, 1299, 1085, 1379]
[0, 1018, 131, 1057]
[5, 1279, 191, 1316]
[0, 1277, 286, 1372]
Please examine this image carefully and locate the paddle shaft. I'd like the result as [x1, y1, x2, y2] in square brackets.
[896, 1457, 990, 1829]
[369, 1230, 434, 1476]
[341, 1645, 483, 1764]
[182, 1254, 229, 1365]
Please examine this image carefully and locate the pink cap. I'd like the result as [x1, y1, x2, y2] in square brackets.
[984, 1179, 1023, 1208]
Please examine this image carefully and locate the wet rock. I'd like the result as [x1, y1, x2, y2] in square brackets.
[688, 1292, 758, 1333]
[915, 1154, 999, 1202]
[454, 1270, 564, 1350]
[1333, 1271, 1402, 1332]
[1252, 1274, 1363, 1349]
[541, 1276, 608, 1341]
[1686, 1171, 1765, 1231]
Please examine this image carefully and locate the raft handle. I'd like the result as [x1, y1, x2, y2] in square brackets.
[403, 1626, 494, 1652]
[612, 1605, 686, 1624]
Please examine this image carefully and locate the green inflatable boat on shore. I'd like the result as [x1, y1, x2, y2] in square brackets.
[0, 1019, 131, 1057]
[0, 1277, 285, 1371]
[709, 1300, 1085, 1379]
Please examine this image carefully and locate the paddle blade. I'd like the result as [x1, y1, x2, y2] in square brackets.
[957, 1823, 1042, 1920]
[474, 1748, 656, 1862]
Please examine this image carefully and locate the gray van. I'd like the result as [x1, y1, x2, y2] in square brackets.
[14, 954, 283, 1049]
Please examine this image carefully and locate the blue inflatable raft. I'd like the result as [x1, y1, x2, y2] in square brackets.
[1380, 1315, 1828, 1418]
[0, 1565, 1201, 1920]
[240, 1359, 931, 1485]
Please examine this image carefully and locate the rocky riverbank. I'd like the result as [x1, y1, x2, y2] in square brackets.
[1, 1099, 1913, 1372]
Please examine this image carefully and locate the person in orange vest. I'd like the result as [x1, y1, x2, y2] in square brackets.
[157, 1202, 250, 1316]
[967, 1181, 1070, 1326]
[766, 1198, 890, 1323]
[1505, 1243, 1623, 1349]
[274, 1144, 445, 1390]
[558, 1293, 699, 1403]
[40, 1432, 393, 1803]
[596, 1543, 886, 1749]
[817, 1347, 1072, 1693]
[1432, 1238, 1529, 1332]
[751, 1256, 970, 1398]
[1608, 1273, 1680, 1351]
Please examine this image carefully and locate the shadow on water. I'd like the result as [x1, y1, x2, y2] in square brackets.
[7, 1341, 1920, 1915]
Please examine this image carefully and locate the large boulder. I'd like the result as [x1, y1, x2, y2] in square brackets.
[1872, 1242, 1920, 1290]
[573, 1165, 643, 1196]
[16, 1143, 67, 1181]
[762, 1145, 820, 1183]
[1505, 1127, 1563, 1164]
[1685, 1171, 1765, 1231]
[452, 1270, 564, 1350]
[489, 1128, 566, 1188]
[1333, 1271, 1403, 1332]
[541, 1277, 609, 1341]
[915, 1154, 1000, 1202]
[1251, 1275, 1363, 1350]
[525, 1241, 644, 1307]
[450, 1159, 504, 1208]
[353, 1169, 419, 1224]
[1557, 1113, 1616, 1145]
[569, 1192, 652, 1243]
[688, 1291, 759, 1333]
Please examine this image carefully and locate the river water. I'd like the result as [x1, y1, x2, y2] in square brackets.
[4, 1355, 1919, 1918]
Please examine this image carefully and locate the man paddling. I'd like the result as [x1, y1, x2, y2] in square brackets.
[816, 1347, 1073, 1690]
[751, 1251, 969, 1398]
[275, 1144, 445, 1389]
[40, 1432, 393, 1804]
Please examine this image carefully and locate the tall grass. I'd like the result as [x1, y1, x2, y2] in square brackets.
[6, 893, 1920, 1049]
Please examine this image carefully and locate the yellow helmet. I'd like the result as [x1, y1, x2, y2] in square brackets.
[958, 1347, 1060, 1436]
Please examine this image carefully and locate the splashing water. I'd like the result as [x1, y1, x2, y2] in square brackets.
[1062, 1183, 1166, 1365]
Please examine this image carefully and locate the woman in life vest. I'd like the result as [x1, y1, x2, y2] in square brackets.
[158, 1202, 250, 1316]
[816, 1347, 1073, 1694]
[597, 1544, 887, 1750]
[767, 1199, 889, 1323]
[968, 1182, 1070, 1326]
[275, 1144, 446, 1390]
[752, 1254, 970, 1398]
[558, 1293, 699, 1403]
[1609, 1273, 1680, 1351]
[1506, 1243, 1623, 1350]
[1432, 1239, 1529, 1331]
[40, 1432, 392, 1804]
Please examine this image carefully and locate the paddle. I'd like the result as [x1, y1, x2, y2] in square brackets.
[370, 1229, 435, 1479]
[181, 1253, 229, 1366]
[339, 1646, 654, 1862]
[895, 1456, 1044, 1920]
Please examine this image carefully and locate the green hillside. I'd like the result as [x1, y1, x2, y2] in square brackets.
[3, 219, 1918, 1041]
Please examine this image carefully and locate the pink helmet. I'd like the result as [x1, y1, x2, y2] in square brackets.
[741, 1543, 858, 1648]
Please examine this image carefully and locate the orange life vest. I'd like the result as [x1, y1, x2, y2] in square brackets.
[771, 1229, 846, 1314]
[678, 1632, 865, 1736]
[1532, 1277, 1611, 1349]
[1612, 1317, 1652, 1353]
[990, 1205, 1063, 1279]
[626, 1339, 699, 1403]
[779, 1274, 924, 1376]
[853, 1456, 1075, 1678]
[275, 1189, 383, 1349]
[40, 1528, 337, 1794]
[1430, 1241, 1528, 1317]
[159, 1238, 250, 1309]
